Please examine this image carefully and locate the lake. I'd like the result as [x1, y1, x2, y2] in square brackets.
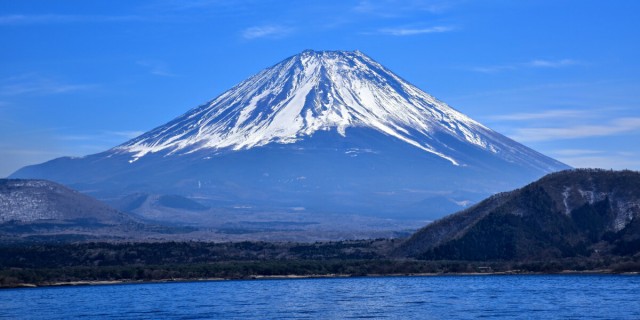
[1, 275, 639, 319]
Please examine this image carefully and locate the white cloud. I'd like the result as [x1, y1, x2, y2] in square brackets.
[353, 0, 454, 16]
[0, 74, 95, 96]
[57, 131, 143, 142]
[0, 148, 67, 177]
[107, 130, 145, 139]
[527, 59, 579, 68]
[472, 59, 581, 73]
[540, 149, 640, 171]
[0, 14, 78, 25]
[0, 128, 144, 177]
[488, 109, 589, 121]
[376, 25, 454, 36]
[470, 65, 515, 73]
[137, 60, 175, 77]
[0, 14, 145, 25]
[556, 154, 640, 170]
[242, 25, 292, 40]
[1, 148, 65, 157]
[145, 0, 248, 12]
[550, 149, 603, 156]
[509, 117, 640, 142]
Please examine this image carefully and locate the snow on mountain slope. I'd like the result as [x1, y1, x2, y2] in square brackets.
[10, 50, 570, 226]
[115, 50, 543, 169]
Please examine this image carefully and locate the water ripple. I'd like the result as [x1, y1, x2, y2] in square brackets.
[1, 275, 639, 319]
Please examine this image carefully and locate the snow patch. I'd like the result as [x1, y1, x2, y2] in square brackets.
[613, 201, 639, 232]
[562, 187, 571, 215]
[578, 189, 607, 204]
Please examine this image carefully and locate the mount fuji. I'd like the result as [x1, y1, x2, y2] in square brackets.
[11, 50, 569, 232]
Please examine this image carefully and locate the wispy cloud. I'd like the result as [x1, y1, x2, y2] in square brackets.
[553, 152, 640, 170]
[376, 25, 454, 36]
[1, 148, 66, 157]
[527, 59, 579, 68]
[470, 65, 516, 73]
[137, 60, 175, 77]
[0, 128, 144, 177]
[242, 25, 293, 40]
[472, 59, 581, 73]
[487, 109, 589, 121]
[353, 0, 455, 17]
[0, 74, 95, 96]
[0, 14, 81, 25]
[551, 149, 604, 156]
[107, 130, 145, 139]
[145, 0, 254, 13]
[55, 130, 144, 155]
[57, 130, 143, 142]
[151, 0, 229, 11]
[509, 117, 640, 142]
[0, 14, 146, 26]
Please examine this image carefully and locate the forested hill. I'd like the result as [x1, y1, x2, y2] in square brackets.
[398, 169, 640, 260]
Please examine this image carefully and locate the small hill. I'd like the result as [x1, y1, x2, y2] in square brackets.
[0, 179, 132, 224]
[398, 169, 640, 260]
[113, 193, 208, 213]
[0, 179, 189, 242]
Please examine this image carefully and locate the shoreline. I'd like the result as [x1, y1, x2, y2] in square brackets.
[4, 269, 638, 289]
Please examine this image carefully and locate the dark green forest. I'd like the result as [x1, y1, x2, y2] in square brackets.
[1, 240, 639, 288]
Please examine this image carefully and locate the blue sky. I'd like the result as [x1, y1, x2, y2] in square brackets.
[1, 0, 639, 177]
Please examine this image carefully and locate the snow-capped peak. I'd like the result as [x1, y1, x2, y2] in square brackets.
[115, 50, 502, 165]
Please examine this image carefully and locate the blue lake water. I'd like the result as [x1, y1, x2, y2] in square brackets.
[1, 275, 639, 319]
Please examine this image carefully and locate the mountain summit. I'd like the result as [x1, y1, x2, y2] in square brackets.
[12, 50, 569, 233]
[116, 50, 557, 170]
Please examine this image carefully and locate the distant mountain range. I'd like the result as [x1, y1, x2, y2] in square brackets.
[10, 50, 568, 232]
[398, 169, 640, 260]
